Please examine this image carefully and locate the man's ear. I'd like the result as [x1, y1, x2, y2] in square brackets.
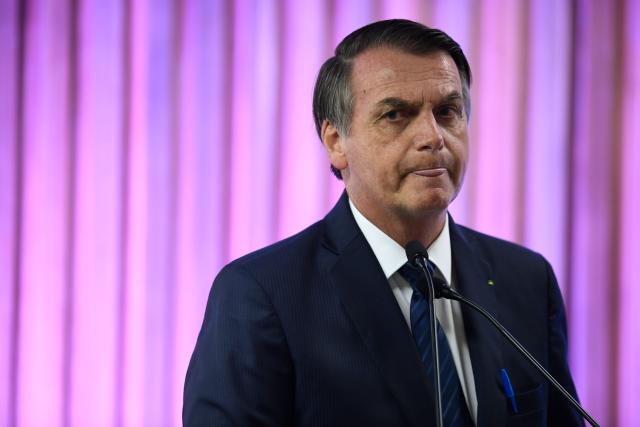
[321, 120, 348, 172]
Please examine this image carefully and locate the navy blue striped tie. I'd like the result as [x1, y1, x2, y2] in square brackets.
[399, 262, 474, 427]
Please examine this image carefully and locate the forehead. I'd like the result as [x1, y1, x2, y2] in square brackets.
[349, 47, 462, 105]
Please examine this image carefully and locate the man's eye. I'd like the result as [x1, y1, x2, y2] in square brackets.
[437, 105, 461, 119]
[383, 110, 403, 121]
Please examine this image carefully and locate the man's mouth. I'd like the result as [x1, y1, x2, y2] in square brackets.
[411, 168, 447, 177]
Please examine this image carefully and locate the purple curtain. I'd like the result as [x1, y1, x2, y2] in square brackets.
[1, 0, 638, 425]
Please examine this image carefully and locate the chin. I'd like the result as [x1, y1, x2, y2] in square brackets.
[416, 190, 452, 209]
[398, 197, 450, 220]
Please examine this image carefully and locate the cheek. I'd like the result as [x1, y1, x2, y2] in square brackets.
[376, 150, 405, 182]
[448, 143, 468, 184]
[353, 143, 392, 173]
[449, 132, 469, 163]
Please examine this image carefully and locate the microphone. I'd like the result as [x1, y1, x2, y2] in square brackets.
[404, 240, 599, 427]
[405, 241, 457, 300]
[404, 240, 444, 427]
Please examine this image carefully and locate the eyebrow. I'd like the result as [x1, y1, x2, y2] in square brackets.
[373, 97, 422, 111]
[373, 90, 464, 113]
[440, 91, 464, 104]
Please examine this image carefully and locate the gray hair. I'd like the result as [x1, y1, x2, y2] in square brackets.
[312, 19, 472, 179]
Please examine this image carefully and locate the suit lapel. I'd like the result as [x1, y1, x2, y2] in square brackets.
[449, 218, 507, 427]
[322, 193, 435, 427]
[321, 196, 510, 426]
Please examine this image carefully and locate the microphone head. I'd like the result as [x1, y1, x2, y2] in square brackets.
[404, 240, 429, 265]
[430, 268, 448, 288]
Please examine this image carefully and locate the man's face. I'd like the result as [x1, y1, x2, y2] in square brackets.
[325, 47, 469, 225]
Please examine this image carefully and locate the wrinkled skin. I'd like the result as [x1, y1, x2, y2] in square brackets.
[322, 48, 469, 247]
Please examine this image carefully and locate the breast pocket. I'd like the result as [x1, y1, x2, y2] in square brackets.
[506, 383, 547, 427]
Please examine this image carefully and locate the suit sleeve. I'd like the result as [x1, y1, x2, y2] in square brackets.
[183, 264, 294, 426]
[544, 259, 585, 427]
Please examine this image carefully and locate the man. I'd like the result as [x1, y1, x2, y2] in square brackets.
[183, 19, 583, 426]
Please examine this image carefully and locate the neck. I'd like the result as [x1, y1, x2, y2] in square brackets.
[351, 199, 447, 249]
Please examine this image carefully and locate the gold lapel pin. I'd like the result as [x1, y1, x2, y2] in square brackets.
[488, 279, 495, 286]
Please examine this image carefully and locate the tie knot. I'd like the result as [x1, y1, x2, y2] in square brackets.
[398, 261, 435, 291]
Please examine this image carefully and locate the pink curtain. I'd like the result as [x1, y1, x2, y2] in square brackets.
[1, 0, 638, 426]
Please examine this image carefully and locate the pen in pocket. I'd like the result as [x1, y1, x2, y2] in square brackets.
[501, 368, 518, 414]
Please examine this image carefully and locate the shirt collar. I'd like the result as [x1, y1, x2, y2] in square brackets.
[349, 199, 452, 284]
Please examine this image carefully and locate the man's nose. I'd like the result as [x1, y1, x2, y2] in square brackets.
[413, 112, 444, 151]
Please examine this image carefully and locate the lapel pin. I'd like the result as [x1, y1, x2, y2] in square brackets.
[488, 279, 495, 286]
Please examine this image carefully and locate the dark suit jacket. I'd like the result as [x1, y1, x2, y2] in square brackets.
[183, 192, 583, 426]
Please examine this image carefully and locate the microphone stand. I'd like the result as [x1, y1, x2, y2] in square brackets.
[414, 256, 444, 427]
[432, 277, 600, 427]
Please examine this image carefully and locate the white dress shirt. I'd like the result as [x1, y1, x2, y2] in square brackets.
[349, 200, 478, 425]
